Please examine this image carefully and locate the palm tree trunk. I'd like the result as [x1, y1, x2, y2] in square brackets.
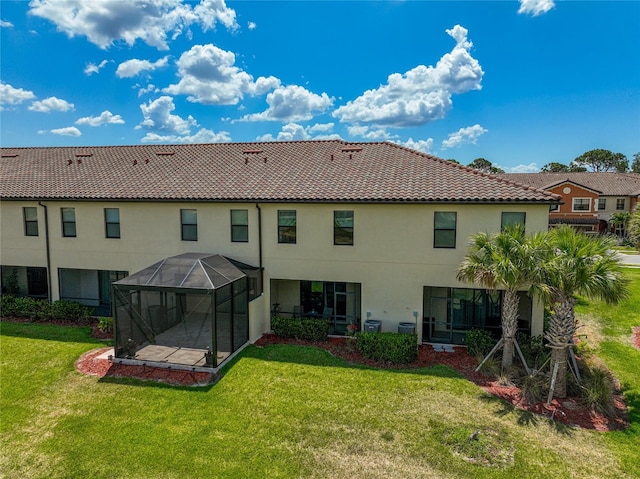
[545, 297, 576, 398]
[501, 290, 519, 370]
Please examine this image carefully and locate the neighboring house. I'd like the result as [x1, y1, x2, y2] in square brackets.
[1, 141, 557, 364]
[499, 172, 640, 233]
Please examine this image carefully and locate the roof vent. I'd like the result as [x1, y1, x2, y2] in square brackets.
[156, 151, 175, 156]
[1, 154, 19, 158]
[341, 147, 362, 153]
[242, 149, 263, 154]
[75, 153, 92, 157]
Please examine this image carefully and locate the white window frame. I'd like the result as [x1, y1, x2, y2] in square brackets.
[572, 197, 591, 212]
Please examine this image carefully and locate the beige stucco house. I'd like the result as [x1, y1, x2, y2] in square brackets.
[1, 141, 558, 362]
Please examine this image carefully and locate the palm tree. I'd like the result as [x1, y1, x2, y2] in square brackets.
[457, 224, 550, 371]
[545, 226, 629, 398]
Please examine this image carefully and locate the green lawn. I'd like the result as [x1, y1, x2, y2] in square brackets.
[2, 276, 639, 479]
[575, 267, 640, 476]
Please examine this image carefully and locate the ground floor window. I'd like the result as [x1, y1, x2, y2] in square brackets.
[269, 279, 361, 336]
[422, 286, 532, 345]
[1, 265, 48, 299]
[300, 281, 361, 335]
[59, 268, 127, 315]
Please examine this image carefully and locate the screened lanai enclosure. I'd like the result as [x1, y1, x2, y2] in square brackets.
[113, 253, 255, 368]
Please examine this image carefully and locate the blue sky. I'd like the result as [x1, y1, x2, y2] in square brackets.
[1, 0, 638, 172]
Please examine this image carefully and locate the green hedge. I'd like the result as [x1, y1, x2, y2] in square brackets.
[355, 331, 418, 364]
[465, 329, 496, 358]
[271, 316, 329, 341]
[0, 294, 93, 323]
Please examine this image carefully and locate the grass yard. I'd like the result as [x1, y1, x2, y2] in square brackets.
[1, 269, 639, 479]
[575, 267, 640, 477]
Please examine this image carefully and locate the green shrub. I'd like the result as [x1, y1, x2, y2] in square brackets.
[355, 331, 417, 364]
[0, 294, 18, 317]
[13, 296, 48, 320]
[271, 316, 329, 341]
[465, 329, 496, 358]
[516, 333, 550, 370]
[299, 318, 330, 341]
[477, 356, 501, 377]
[0, 294, 91, 323]
[520, 373, 547, 405]
[51, 300, 92, 323]
[98, 316, 113, 333]
[580, 363, 615, 415]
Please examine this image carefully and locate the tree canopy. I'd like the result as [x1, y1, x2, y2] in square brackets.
[631, 153, 640, 174]
[540, 162, 587, 173]
[573, 149, 628, 172]
[467, 158, 505, 174]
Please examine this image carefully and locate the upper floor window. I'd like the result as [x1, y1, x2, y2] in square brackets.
[23, 207, 38, 236]
[231, 209, 249, 242]
[598, 198, 606, 210]
[278, 210, 296, 244]
[572, 198, 591, 212]
[61, 208, 76, 237]
[334, 210, 354, 245]
[616, 198, 625, 210]
[181, 209, 198, 241]
[104, 208, 120, 239]
[434, 212, 457, 248]
[501, 212, 526, 231]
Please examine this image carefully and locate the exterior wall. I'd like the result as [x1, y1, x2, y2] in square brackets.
[0, 199, 550, 341]
[597, 195, 634, 222]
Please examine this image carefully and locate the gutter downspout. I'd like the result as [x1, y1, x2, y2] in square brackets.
[38, 202, 52, 302]
[255, 203, 264, 288]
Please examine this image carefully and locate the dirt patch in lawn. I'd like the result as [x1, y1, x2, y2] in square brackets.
[632, 326, 640, 350]
[254, 335, 629, 432]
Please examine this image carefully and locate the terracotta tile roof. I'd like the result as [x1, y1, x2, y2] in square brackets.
[498, 172, 640, 197]
[1, 141, 558, 203]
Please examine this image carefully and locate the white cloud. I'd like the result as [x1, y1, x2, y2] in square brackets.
[240, 85, 333, 122]
[84, 59, 109, 75]
[441, 124, 487, 149]
[398, 138, 435, 154]
[0, 82, 36, 107]
[164, 44, 280, 104]
[138, 84, 160, 97]
[333, 25, 483, 128]
[76, 110, 125, 126]
[28, 0, 238, 50]
[247, 21, 256, 30]
[116, 57, 169, 78]
[137, 95, 197, 134]
[256, 123, 341, 142]
[347, 125, 393, 140]
[28, 96, 75, 112]
[308, 123, 334, 133]
[1, 20, 14, 28]
[518, 0, 555, 16]
[504, 163, 539, 173]
[141, 128, 231, 143]
[50, 126, 81, 137]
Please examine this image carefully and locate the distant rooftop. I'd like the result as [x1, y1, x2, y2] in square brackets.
[1, 140, 558, 204]
[498, 172, 640, 197]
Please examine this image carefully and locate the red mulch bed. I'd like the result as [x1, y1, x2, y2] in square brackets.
[254, 334, 630, 432]
[75, 348, 216, 387]
[633, 326, 640, 350]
